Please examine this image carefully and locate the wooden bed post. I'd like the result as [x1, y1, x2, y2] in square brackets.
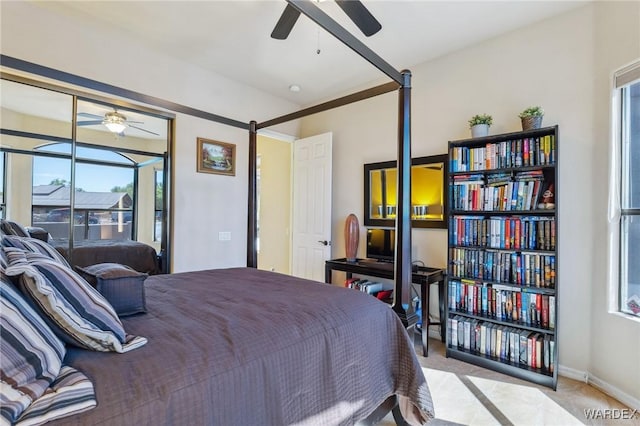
[392, 70, 417, 328]
[247, 120, 258, 268]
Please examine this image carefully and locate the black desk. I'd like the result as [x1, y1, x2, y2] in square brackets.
[324, 258, 445, 357]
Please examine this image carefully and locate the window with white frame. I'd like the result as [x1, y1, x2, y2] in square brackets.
[615, 60, 640, 317]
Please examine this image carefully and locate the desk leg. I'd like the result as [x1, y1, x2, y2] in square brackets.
[421, 282, 428, 357]
[325, 265, 331, 284]
[438, 279, 446, 343]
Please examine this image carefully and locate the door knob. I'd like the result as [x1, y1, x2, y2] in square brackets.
[317, 240, 330, 246]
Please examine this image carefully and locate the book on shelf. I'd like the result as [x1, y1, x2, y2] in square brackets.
[543, 335, 551, 371]
[449, 134, 556, 173]
[448, 316, 556, 373]
[549, 295, 556, 329]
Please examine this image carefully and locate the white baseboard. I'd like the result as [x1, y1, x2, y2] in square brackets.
[558, 365, 640, 410]
[558, 365, 588, 382]
[587, 373, 640, 411]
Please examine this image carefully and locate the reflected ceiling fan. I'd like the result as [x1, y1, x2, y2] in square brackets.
[271, 0, 381, 40]
[77, 110, 159, 136]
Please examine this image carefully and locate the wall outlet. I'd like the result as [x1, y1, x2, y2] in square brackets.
[218, 231, 231, 241]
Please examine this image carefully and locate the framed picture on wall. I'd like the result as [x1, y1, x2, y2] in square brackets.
[197, 138, 236, 176]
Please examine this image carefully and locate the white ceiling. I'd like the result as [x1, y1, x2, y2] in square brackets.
[34, 1, 588, 107]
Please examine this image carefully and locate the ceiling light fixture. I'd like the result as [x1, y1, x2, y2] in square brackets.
[103, 111, 127, 133]
[289, 84, 301, 93]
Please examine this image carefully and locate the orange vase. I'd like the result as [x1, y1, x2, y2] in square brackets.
[344, 214, 359, 262]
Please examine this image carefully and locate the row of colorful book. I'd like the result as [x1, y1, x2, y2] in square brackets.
[449, 135, 556, 172]
[448, 316, 555, 372]
[450, 172, 548, 212]
[449, 216, 556, 251]
[449, 248, 556, 288]
[344, 278, 394, 301]
[448, 280, 555, 329]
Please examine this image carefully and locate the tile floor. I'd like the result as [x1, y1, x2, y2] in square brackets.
[383, 339, 639, 426]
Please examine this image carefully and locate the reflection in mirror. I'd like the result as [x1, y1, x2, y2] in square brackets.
[369, 167, 397, 220]
[1, 75, 172, 272]
[76, 99, 168, 154]
[32, 154, 73, 243]
[411, 160, 445, 222]
[364, 154, 448, 229]
[0, 79, 73, 138]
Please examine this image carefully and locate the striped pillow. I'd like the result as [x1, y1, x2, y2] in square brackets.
[7, 221, 30, 238]
[14, 366, 96, 425]
[0, 279, 66, 424]
[1, 235, 70, 268]
[0, 246, 7, 270]
[5, 251, 146, 352]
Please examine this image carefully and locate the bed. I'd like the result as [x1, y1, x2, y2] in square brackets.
[50, 239, 161, 275]
[39, 267, 434, 425]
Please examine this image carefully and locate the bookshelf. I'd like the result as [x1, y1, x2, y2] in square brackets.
[445, 125, 558, 389]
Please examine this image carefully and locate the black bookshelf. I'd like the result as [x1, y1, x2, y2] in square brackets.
[445, 125, 559, 390]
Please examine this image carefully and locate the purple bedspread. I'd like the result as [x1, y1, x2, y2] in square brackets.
[50, 267, 434, 425]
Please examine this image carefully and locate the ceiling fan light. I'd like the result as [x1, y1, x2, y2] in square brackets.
[103, 111, 127, 133]
[104, 121, 126, 133]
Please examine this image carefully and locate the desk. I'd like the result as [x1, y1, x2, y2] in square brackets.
[324, 258, 445, 357]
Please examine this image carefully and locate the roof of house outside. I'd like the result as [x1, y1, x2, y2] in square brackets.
[32, 185, 132, 209]
[33, 185, 65, 196]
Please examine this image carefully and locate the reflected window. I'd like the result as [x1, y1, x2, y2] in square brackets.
[32, 156, 72, 230]
[76, 146, 134, 164]
[31, 143, 135, 241]
[154, 170, 163, 242]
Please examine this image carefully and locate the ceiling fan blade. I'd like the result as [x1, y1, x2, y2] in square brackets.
[77, 112, 104, 120]
[271, 4, 301, 40]
[77, 120, 103, 126]
[335, 0, 381, 37]
[128, 124, 159, 136]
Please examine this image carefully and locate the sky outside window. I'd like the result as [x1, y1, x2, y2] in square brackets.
[34, 144, 134, 192]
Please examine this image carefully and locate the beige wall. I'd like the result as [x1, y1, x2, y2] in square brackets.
[300, 2, 639, 406]
[256, 135, 292, 274]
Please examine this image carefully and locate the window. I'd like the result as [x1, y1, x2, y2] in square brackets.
[154, 169, 163, 242]
[615, 60, 640, 317]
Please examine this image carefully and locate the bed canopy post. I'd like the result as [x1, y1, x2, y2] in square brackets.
[392, 70, 417, 328]
[247, 120, 258, 268]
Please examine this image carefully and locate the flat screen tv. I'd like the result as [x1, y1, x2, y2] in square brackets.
[366, 228, 395, 262]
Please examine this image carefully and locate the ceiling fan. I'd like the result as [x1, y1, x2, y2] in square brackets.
[271, 0, 381, 40]
[77, 110, 159, 136]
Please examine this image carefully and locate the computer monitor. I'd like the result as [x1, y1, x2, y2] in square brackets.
[366, 228, 395, 262]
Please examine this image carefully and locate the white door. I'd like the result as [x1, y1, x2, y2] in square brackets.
[291, 132, 332, 281]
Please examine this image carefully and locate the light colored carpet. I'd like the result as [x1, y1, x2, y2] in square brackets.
[381, 339, 639, 426]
